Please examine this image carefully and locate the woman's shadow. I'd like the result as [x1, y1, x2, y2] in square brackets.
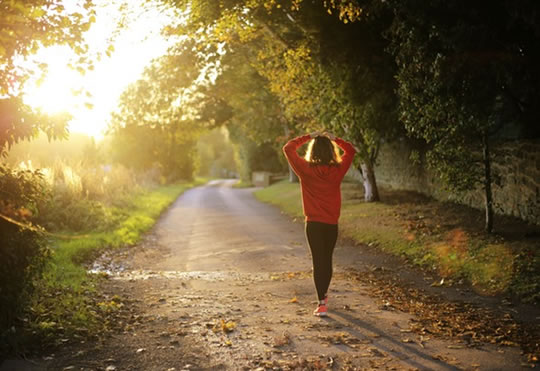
[321, 308, 464, 371]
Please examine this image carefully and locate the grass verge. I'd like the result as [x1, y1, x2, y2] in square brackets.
[231, 179, 253, 188]
[254, 180, 540, 304]
[23, 180, 205, 350]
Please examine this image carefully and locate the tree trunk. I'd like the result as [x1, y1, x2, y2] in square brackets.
[288, 165, 299, 183]
[482, 132, 494, 233]
[360, 161, 380, 202]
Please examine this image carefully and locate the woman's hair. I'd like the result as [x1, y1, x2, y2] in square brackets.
[304, 136, 341, 166]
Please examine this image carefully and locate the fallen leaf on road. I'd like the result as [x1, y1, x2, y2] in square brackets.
[345, 268, 540, 361]
[289, 296, 298, 303]
[212, 319, 236, 333]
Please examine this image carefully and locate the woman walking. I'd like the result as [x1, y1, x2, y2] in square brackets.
[283, 131, 356, 316]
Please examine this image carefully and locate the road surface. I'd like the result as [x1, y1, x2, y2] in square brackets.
[45, 179, 531, 370]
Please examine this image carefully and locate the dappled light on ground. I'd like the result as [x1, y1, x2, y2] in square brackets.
[90, 268, 284, 282]
[431, 228, 514, 295]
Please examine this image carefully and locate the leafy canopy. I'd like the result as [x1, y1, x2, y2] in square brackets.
[0, 0, 95, 155]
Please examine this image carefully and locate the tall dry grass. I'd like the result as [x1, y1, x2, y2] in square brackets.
[17, 160, 161, 232]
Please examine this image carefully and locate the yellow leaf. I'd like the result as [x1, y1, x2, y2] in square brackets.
[31, 8, 46, 18]
[289, 296, 298, 303]
[215, 319, 235, 333]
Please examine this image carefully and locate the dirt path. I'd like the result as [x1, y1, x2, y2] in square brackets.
[43, 180, 536, 370]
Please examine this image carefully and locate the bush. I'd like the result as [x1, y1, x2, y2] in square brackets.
[0, 165, 50, 335]
[34, 161, 140, 232]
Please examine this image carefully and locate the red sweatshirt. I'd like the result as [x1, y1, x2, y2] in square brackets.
[283, 134, 356, 225]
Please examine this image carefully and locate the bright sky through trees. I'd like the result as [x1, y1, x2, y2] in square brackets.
[22, 0, 176, 140]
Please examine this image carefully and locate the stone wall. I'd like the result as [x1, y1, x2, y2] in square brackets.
[349, 139, 540, 225]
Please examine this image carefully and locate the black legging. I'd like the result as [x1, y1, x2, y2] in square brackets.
[305, 221, 338, 301]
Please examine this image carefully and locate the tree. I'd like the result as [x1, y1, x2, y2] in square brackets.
[0, 0, 95, 334]
[209, 46, 289, 183]
[0, 0, 95, 155]
[387, 0, 540, 232]
[109, 40, 213, 181]
[165, 0, 401, 200]
[196, 127, 236, 178]
[0, 164, 50, 334]
[271, 1, 399, 201]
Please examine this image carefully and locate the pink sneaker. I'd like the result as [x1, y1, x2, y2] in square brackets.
[313, 304, 328, 317]
[313, 296, 328, 317]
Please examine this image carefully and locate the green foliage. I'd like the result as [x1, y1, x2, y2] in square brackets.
[109, 123, 197, 183]
[26, 159, 140, 232]
[0, 0, 94, 93]
[258, 1, 399, 163]
[192, 42, 288, 180]
[0, 0, 96, 154]
[389, 0, 490, 192]
[40, 197, 113, 233]
[387, 0, 540, 231]
[109, 40, 210, 182]
[512, 248, 540, 304]
[228, 125, 286, 183]
[169, 0, 540, 206]
[167, 0, 402, 200]
[0, 165, 49, 334]
[197, 127, 237, 178]
[215, 47, 285, 142]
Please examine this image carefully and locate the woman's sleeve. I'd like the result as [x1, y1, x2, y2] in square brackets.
[282, 134, 311, 177]
[334, 137, 356, 176]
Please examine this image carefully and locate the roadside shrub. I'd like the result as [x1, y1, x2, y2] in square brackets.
[0, 165, 50, 336]
[38, 195, 112, 232]
[32, 161, 140, 232]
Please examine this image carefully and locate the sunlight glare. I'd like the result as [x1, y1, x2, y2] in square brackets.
[22, 0, 178, 140]
[23, 46, 84, 114]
